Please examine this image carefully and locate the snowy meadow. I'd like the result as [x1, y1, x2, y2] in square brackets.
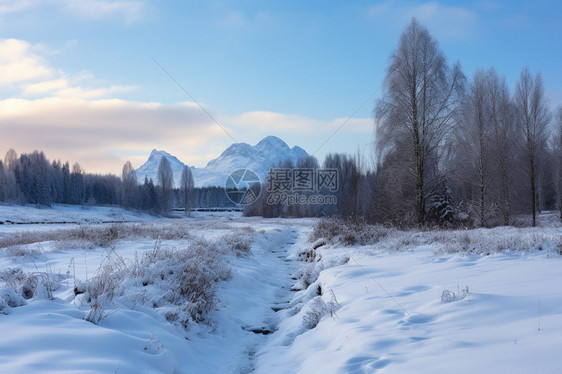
[0, 205, 561, 373]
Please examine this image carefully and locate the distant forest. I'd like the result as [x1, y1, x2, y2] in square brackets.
[0, 149, 236, 214]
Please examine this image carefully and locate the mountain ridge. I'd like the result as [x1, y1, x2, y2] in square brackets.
[135, 136, 308, 187]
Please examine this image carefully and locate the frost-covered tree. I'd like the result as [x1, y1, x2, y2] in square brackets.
[157, 157, 174, 214]
[61, 162, 71, 203]
[0, 160, 19, 202]
[486, 69, 517, 225]
[514, 67, 551, 227]
[456, 70, 492, 226]
[4, 149, 18, 171]
[553, 105, 562, 221]
[450, 69, 516, 226]
[70, 162, 84, 205]
[140, 177, 158, 212]
[14, 151, 52, 205]
[121, 161, 138, 209]
[375, 18, 464, 226]
[323, 153, 358, 219]
[180, 165, 194, 215]
[293, 155, 320, 217]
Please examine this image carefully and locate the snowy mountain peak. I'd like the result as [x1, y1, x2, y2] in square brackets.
[136, 149, 187, 187]
[136, 136, 309, 187]
[256, 135, 289, 150]
[148, 149, 182, 164]
[210, 142, 253, 164]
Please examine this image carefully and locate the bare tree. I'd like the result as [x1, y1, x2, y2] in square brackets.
[456, 69, 491, 226]
[553, 105, 562, 221]
[514, 67, 551, 227]
[70, 162, 84, 205]
[121, 161, 138, 209]
[157, 157, 174, 214]
[486, 69, 516, 225]
[451, 68, 516, 226]
[0, 149, 20, 202]
[293, 155, 320, 217]
[4, 149, 18, 171]
[375, 18, 464, 226]
[180, 165, 194, 215]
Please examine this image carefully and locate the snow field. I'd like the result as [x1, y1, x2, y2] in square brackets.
[0, 204, 154, 226]
[0, 214, 278, 373]
[1, 207, 562, 374]
[256, 223, 562, 374]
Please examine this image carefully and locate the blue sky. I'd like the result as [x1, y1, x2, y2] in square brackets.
[1, 0, 561, 174]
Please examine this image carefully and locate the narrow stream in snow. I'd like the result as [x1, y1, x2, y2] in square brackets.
[182, 224, 302, 374]
[236, 227, 300, 373]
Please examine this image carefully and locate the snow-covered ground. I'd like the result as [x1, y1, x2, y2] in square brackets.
[0, 204, 154, 225]
[1, 207, 561, 373]
[258, 237, 562, 373]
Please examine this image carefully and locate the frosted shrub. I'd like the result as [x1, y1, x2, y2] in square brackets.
[0, 267, 63, 301]
[218, 229, 254, 257]
[0, 222, 197, 250]
[133, 240, 231, 325]
[144, 332, 164, 354]
[80, 233, 242, 328]
[0, 286, 27, 314]
[302, 297, 329, 329]
[4, 245, 45, 259]
[0, 268, 27, 290]
[84, 249, 125, 324]
[310, 218, 390, 246]
[441, 286, 469, 302]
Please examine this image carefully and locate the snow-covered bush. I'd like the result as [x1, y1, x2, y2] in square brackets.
[134, 247, 211, 324]
[0, 286, 27, 314]
[302, 297, 329, 329]
[4, 244, 45, 259]
[0, 222, 197, 250]
[426, 187, 457, 226]
[217, 228, 254, 257]
[0, 268, 27, 290]
[310, 218, 390, 246]
[84, 249, 126, 324]
[0, 267, 63, 301]
[144, 332, 165, 355]
[80, 228, 254, 328]
[441, 286, 469, 302]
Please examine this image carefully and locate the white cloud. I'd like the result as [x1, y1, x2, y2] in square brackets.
[228, 111, 372, 135]
[56, 0, 147, 23]
[0, 0, 38, 15]
[225, 111, 373, 160]
[0, 39, 52, 84]
[52, 83, 138, 99]
[0, 98, 226, 172]
[0, 0, 147, 22]
[368, 1, 478, 40]
[0, 99, 374, 174]
[0, 38, 139, 99]
[22, 78, 67, 95]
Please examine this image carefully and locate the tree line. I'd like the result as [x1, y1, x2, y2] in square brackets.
[246, 19, 562, 227]
[374, 18, 561, 227]
[0, 149, 235, 214]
